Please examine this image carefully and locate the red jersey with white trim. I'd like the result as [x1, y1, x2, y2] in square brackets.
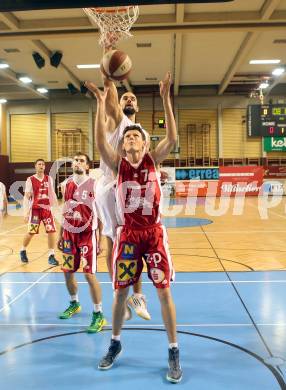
[63, 177, 97, 232]
[116, 153, 162, 229]
[29, 175, 52, 209]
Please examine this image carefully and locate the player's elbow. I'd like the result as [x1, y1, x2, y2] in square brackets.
[168, 135, 177, 146]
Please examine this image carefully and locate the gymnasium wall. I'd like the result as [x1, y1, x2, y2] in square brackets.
[3, 95, 286, 163]
[0, 155, 9, 189]
[51, 112, 89, 160]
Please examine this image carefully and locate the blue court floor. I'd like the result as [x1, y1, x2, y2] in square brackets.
[1, 271, 286, 389]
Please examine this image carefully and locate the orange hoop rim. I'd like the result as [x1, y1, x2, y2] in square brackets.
[86, 6, 136, 14]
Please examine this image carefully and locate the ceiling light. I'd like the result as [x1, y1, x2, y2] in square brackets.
[250, 59, 280, 64]
[259, 82, 269, 89]
[19, 76, 32, 84]
[0, 61, 9, 69]
[0, 98, 7, 104]
[76, 64, 100, 69]
[272, 67, 285, 76]
[37, 87, 48, 94]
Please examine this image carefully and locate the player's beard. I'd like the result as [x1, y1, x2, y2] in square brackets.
[74, 168, 84, 175]
[123, 106, 136, 116]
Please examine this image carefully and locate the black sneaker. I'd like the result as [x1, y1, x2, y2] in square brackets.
[166, 347, 183, 383]
[98, 339, 122, 370]
[20, 250, 28, 263]
[48, 254, 59, 266]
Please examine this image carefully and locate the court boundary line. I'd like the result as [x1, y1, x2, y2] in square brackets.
[0, 328, 284, 388]
[2, 280, 286, 284]
[0, 272, 50, 313]
[199, 224, 281, 370]
[0, 224, 26, 236]
[1, 322, 286, 327]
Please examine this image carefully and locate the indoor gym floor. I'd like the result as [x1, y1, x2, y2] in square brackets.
[0, 196, 286, 389]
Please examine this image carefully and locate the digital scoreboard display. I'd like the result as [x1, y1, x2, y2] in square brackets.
[247, 104, 286, 137]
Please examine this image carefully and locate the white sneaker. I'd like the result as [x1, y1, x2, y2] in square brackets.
[124, 304, 132, 321]
[127, 294, 151, 320]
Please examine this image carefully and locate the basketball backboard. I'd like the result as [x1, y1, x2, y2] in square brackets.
[0, 0, 234, 12]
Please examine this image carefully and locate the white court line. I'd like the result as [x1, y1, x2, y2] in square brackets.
[175, 230, 286, 234]
[247, 200, 286, 221]
[0, 272, 50, 314]
[0, 224, 26, 237]
[0, 323, 285, 327]
[1, 280, 286, 285]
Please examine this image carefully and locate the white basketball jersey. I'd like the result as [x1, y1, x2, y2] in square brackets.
[99, 115, 134, 179]
[99, 114, 149, 181]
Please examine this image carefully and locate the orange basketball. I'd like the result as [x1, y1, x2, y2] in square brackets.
[100, 50, 132, 81]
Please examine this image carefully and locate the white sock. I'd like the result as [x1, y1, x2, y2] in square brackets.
[71, 294, 79, 302]
[48, 249, 55, 256]
[112, 335, 120, 341]
[169, 343, 178, 349]
[94, 303, 102, 313]
[21, 247, 27, 251]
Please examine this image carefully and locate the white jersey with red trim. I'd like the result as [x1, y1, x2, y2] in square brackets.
[99, 114, 134, 180]
[115, 153, 162, 229]
[25, 174, 54, 210]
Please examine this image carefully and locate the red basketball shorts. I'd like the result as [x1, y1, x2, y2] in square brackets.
[61, 229, 97, 274]
[112, 224, 175, 289]
[28, 208, 56, 234]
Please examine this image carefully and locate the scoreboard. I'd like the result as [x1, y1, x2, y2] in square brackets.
[247, 104, 286, 137]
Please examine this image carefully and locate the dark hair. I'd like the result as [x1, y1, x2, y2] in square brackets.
[74, 152, 91, 166]
[34, 158, 45, 165]
[122, 125, 146, 141]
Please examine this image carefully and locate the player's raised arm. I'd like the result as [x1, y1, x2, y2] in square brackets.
[101, 48, 123, 129]
[85, 82, 119, 174]
[151, 72, 177, 165]
[102, 76, 123, 129]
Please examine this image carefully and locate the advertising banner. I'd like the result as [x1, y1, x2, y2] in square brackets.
[264, 166, 286, 178]
[262, 179, 286, 195]
[264, 137, 286, 152]
[175, 166, 264, 197]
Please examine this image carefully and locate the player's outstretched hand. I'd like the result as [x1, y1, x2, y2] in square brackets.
[159, 71, 172, 100]
[84, 81, 108, 102]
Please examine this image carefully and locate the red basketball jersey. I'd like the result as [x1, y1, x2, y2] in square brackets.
[116, 153, 162, 229]
[63, 177, 97, 232]
[29, 175, 52, 209]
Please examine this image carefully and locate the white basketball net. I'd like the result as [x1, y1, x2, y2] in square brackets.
[83, 6, 139, 48]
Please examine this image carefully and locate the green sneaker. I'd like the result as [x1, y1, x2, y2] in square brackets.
[86, 311, 107, 333]
[58, 301, 81, 319]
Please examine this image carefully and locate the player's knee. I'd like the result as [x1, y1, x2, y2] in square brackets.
[114, 287, 129, 302]
[157, 287, 172, 304]
[84, 273, 96, 283]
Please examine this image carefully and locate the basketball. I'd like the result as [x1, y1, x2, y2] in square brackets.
[100, 50, 132, 81]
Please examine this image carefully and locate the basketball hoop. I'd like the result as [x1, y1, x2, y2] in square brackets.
[83, 6, 139, 48]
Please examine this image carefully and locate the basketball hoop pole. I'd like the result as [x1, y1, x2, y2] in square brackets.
[259, 88, 264, 105]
